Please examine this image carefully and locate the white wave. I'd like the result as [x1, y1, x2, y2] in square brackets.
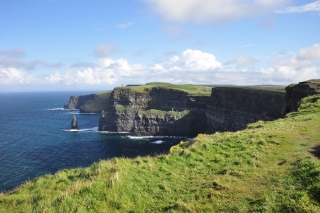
[47, 108, 79, 111]
[151, 140, 164, 144]
[128, 135, 186, 139]
[66, 111, 99, 115]
[99, 131, 130, 134]
[64, 127, 98, 132]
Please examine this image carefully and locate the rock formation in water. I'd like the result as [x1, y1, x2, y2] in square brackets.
[71, 115, 78, 129]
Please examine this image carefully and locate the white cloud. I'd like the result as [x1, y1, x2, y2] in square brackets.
[259, 44, 320, 82]
[93, 43, 117, 58]
[115, 22, 134, 29]
[275, 0, 320, 13]
[297, 44, 320, 60]
[1, 45, 319, 89]
[180, 49, 222, 71]
[142, 0, 290, 24]
[0, 67, 35, 84]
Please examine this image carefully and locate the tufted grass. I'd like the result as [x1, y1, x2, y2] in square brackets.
[0, 95, 320, 212]
[116, 82, 213, 96]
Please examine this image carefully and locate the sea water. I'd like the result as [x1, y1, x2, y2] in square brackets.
[0, 92, 185, 192]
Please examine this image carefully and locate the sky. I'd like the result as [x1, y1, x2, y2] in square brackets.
[0, 0, 319, 92]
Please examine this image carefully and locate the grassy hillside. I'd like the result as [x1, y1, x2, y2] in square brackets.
[80, 91, 111, 113]
[1, 95, 320, 212]
[121, 82, 213, 96]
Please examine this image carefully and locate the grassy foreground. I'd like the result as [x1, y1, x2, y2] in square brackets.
[1, 95, 320, 212]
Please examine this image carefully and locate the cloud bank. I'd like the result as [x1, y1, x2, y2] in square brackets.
[1, 45, 319, 90]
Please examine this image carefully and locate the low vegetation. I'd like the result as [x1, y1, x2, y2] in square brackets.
[81, 91, 112, 113]
[138, 109, 191, 118]
[120, 82, 213, 96]
[1, 95, 320, 212]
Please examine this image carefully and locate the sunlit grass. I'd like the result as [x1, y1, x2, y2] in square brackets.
[1, 95, 319, 212]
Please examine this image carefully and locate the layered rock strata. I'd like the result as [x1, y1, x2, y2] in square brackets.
[206, 88, 287, 133]
[64, 94, 95, 110]
[99, 87, 209, 136]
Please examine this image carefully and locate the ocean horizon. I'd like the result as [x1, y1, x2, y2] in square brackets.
[0, 91, 184, 192]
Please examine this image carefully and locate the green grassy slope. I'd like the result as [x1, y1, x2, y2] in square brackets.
[80, 91, 111, 113]
[1, 95, 320, 212]
[120, 82, 213, 96]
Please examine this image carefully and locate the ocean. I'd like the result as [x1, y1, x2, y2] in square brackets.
[0, 92, 184, 192]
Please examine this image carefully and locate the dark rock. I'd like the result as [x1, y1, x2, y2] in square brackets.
[65, 94, 96, 110]
[71, 115, 78, 129]
[286, 79, 320, 112]
[206, 88, 287, 133]
[99, 87, 209, 136]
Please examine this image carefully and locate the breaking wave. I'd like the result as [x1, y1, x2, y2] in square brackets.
[64, 127, 98, 132]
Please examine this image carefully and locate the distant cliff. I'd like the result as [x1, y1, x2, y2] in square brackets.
[64, 94, 95, 110]
[64, 92, 111, 113]
[99, 85, 211, 136]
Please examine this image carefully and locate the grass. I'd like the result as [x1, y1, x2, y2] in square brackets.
[116, 82, 213, 96]
[138, 109, 191, 117]
[81, 91, 112, 113]
[1, 95, 320, 212]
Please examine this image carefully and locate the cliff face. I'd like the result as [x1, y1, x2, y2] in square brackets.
[97, 80, 320, 136]
[64, 92, 111, 113]
[99, 87, 209, 136]
[206, 88, 287, 133]
[286, 79, 320, 112]
[65, 94, 95, 110]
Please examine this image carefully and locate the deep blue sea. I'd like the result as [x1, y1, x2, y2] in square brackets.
[0, 92, 184, 192]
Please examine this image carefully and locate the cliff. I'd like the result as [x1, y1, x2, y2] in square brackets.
[286, 79, 320, 112]
[206, 88, 287, 133]
[206, 79, 320, 133]
[99, 84, 211, 136]
[64, 94, 95, 110]
[64, 92, 111, 113]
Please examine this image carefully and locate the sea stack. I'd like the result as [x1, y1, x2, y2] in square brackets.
[71, 115, 78, 129]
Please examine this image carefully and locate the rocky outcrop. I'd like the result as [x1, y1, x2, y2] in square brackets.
[71, 115, 78, 129]
[64, 94, 95, 110]
[98, 80, 320, 136]
[286, 79, 320, 112]
[99, 87, 210, 137]
[206, 88, 287, 133]
[64, 92, 111, 113]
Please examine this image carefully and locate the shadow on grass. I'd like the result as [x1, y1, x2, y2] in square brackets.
[309, 144, 320, 161]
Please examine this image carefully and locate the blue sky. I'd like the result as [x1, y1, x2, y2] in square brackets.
[0, 0, 319, 92]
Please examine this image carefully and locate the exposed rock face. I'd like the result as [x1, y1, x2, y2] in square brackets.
[99, 87, 209, 136]
[80, 92, 111, 113]
[286, 79, 320, 112]
[206, 88, 287, 133]
[71, 115, 78, 129]
[64, 94, 95, 110]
